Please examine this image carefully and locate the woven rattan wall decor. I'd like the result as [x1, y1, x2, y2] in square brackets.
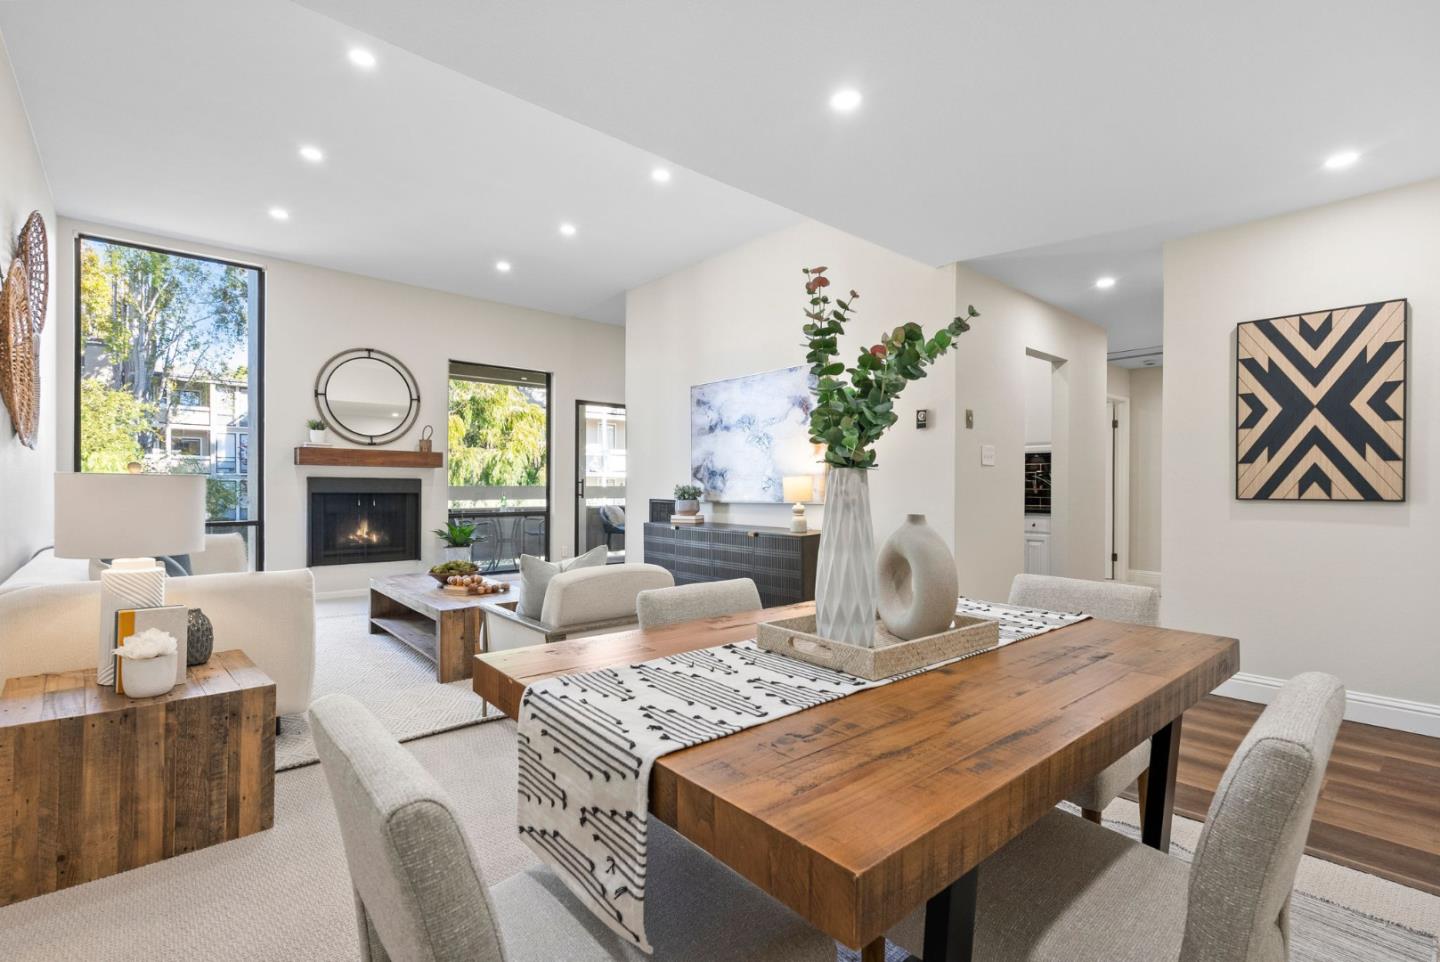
[19, 211, 48, 335]
[0, 259, 37, 446]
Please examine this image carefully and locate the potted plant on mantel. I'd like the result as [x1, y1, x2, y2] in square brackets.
[802, 265, 979, 646]
[673, 484, 703, 516]
[307, 418, 328, 444]
[433, 521, 478, 563]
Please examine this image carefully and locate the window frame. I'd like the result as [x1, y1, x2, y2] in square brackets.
[73, 233, 267, 569]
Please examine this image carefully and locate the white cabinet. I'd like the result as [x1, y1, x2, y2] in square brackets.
[1023, 515, 1051, 575]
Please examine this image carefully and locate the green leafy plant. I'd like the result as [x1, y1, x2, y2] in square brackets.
[802, 266, 979, 468]
[673, 483, 703, 500]
[432, 520, 478, 547]
[306, 418, 326, 430]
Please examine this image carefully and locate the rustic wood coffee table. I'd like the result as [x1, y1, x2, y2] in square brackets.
[0, 650, 275, 905]
[369, 572, 517, 683]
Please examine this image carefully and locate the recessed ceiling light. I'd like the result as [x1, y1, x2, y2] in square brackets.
[1323, 149, 1360, 170]
[829, 88, 863, 112]
[268, 207, 290, 221]
[347, 47, 377, 69]
[298, 145, 325, 164]
[558, 222, 577, 237]
[495, 260, 512, 273]
[1094, 275, 1116, 290]
[650, 167, 672, 183]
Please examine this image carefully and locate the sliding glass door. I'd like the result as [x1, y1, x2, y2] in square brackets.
[75, 235, 264, 567]
[446, 361, 550, 572]
[575, 401, 626, 563]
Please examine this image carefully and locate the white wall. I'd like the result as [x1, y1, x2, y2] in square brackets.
[625, 222, 1109, 605]
[55, 218, 625, 592]
[0, 37, 55, 582]
[953, 265, 1109, 600]
[1164, 177, 1440, 707]
[1128, 366, 1162, 573]
[626, 220, 958, 548]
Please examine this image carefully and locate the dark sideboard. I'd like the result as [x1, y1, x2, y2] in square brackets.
[642, 521, 821, 607]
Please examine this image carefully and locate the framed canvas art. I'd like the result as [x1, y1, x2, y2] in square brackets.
[690, 365, 818, 502]
[1236, 298, 1406, 501]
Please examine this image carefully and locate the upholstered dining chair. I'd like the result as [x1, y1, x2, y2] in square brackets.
[635, 578, 763, 630]
[1008, 573, 1161, 823]
[309, 694, 835, 962]
[888, 672, 1345, 962]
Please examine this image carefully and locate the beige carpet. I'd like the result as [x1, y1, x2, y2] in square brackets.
[276, 596, 501, 770]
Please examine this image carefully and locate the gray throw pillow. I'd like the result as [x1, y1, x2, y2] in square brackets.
[518, 545, 608, 619]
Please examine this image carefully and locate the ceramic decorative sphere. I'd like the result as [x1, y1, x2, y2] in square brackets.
[187, 608, 215, 666]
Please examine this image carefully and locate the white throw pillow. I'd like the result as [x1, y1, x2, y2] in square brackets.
[518, 545, 608, 619]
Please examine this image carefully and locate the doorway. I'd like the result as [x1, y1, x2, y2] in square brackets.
[575, 401, 627, 563]
[446, 361, 551, 572]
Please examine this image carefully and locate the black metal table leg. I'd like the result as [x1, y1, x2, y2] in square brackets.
[904, 865, 979, 962]
[1142, 715, 1183, 852]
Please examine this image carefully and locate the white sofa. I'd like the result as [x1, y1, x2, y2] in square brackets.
[0, 534, 317, 716]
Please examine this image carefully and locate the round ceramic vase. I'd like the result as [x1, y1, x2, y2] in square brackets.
[815, 467, 879, 647]
[876, 514, 959, 640]
[674, 499, 699, 516]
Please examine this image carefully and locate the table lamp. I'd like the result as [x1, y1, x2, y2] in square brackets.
[54, 472, 206, 685]
[782, 475, 814, 533]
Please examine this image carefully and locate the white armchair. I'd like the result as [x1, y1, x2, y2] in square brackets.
[482, 563, 674, 652]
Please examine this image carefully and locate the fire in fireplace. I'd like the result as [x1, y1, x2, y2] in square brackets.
[307, 477, 421, 566]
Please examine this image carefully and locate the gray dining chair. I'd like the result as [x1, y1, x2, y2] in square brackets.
[308, 693, 834, 962]
[888, 672, 1345, 962]
[1008, 573, 1161, 822]
[635, 578, 763, 630]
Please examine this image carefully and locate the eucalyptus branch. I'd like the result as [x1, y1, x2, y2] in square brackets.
[801, 266, 979, 469]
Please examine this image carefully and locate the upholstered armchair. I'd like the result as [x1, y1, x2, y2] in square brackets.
[480, 563, 674, 652]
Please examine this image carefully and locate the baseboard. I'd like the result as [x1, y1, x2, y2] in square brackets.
[316, 588, 368, 601]
[1214, 672, 1440, 737]
[1126, 569, 1161, 589]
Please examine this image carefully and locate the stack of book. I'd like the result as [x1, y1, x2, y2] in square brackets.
[670, 514, 706, 524]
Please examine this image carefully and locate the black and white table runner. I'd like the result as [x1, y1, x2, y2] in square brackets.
[515, 599, 1088, 952]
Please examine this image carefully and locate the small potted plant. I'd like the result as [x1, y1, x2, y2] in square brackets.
[115, 628, 179, 698]
[673, 484, 703, 516]
[432, 520, 478, 562]
[307, 418, 328, 444]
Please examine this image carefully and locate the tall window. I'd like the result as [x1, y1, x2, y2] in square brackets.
[446, 362, 549, 572]
[76, 236, 264, 565]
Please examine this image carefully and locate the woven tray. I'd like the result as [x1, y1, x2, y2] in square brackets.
[756, 613, 1000, 681]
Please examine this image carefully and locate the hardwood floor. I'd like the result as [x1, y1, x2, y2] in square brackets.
[1143, 694, 1440, 896]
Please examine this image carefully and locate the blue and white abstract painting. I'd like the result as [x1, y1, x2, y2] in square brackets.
[690, 365, 817, 503]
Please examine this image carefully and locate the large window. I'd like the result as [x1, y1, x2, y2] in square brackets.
[446, 361, 550, 573]
[75, 236, 264, 566]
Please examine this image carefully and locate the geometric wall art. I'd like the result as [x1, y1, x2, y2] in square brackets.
[1236, 298, 1407, 501]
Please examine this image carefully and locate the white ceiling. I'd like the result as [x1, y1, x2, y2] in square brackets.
[6, 2, 1439, 346]
[0, 0, 799, 324]
[295, 0, 1440, 348]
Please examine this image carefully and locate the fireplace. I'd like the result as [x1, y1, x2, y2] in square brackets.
[308, 477, 421, 567]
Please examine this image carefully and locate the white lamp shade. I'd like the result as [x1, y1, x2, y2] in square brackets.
[54, 473, 207, 559]
[782, 475, 815, 503]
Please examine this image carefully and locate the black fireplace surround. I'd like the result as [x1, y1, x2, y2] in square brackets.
[307, 477, 421, 567]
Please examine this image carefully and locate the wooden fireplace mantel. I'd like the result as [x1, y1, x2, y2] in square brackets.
[294, 446, 444, 468]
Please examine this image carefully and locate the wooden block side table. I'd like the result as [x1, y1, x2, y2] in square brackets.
[0, 649, 275, 905]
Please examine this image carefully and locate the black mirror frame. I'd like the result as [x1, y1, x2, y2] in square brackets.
[314, 347, 421, 445]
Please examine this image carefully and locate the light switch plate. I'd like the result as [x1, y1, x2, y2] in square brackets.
[981, 444, 996, 466]
[965, 409, 974, 429]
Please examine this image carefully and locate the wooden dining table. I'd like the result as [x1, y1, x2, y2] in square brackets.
[473, 602, 1238, 961]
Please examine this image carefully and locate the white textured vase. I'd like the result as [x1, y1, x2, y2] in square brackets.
[815, 467, 878, 647]
[877, 514, 959, 640]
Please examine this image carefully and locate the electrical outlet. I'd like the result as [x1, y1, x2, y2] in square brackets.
[981, 444, 996, 466]
[559, 546, 573, 559]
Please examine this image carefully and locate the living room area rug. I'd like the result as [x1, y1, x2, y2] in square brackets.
[275, 595, 502, 770]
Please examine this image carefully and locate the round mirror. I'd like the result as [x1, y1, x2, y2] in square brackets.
[315, 348, 420, 445]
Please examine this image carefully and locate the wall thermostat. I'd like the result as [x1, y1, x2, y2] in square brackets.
[915, 409, 929, 429]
